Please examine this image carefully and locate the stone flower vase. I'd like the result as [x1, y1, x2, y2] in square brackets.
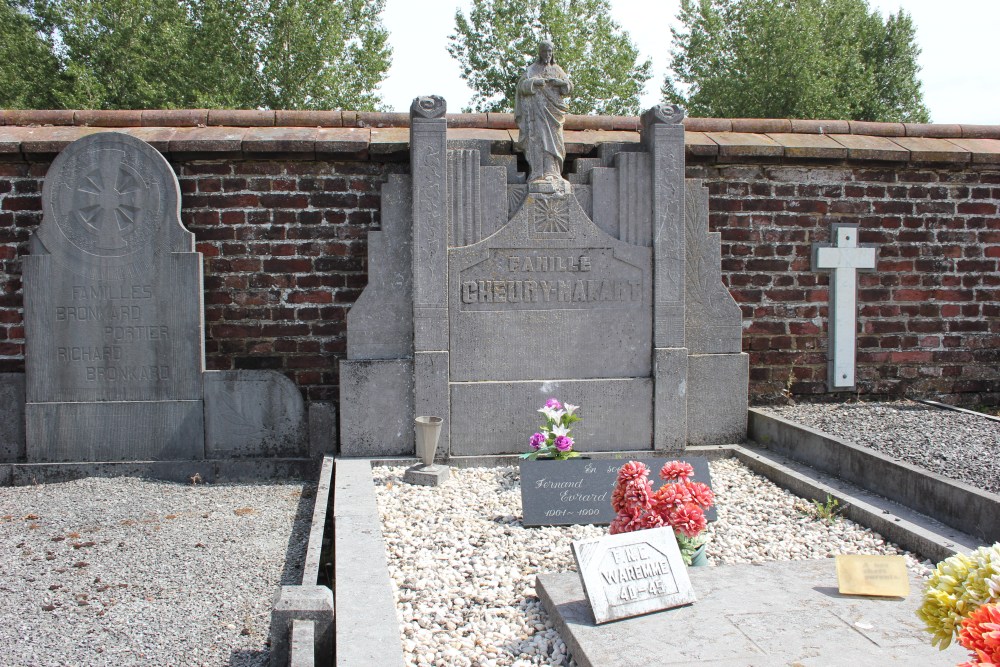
[414, 416, 443, 466]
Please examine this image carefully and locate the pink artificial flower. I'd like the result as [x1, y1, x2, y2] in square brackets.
[529, 432, 546, 450]
[959, 603, 1000, 666]
[609, 513, 633, 535]
[554, 435, 574, 452]
[659, 460, 695, 482]
[683, 481, 715, 509]
[667, 503, 707, 538]
[617, 461, 649, 483]
[544, 398, 562, 410]
[623, 479, 653, 512]
[634, 512, 664, 530]
[611, 485, 626, 514]
[653, 481, 692, 509]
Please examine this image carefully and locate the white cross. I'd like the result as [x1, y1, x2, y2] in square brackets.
[813, 224, 877, 389]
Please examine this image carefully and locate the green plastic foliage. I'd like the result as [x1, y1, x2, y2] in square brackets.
[448, 0, 652, 115]
[663, 0, 930, 122]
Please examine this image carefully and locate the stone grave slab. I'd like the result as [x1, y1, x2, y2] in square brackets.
[23, 132, 205, 461]
[0, 373, 26, 462]
[203, 370, 307, 458]
[571, 527, 695, 624]
[519, 457, 715, 527]
[537, 559, 969, 666]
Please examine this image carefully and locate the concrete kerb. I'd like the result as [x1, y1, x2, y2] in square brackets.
[747, 408, 1000, 543]
[269, 455, 335, 667]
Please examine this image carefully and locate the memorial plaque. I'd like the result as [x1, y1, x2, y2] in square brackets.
[572, 527, 695, 624]
[836, 555, 910, 598]
[23, 132, 205, 461]
[519, 457, 715, 527]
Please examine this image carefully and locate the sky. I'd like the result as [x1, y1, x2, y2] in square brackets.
[378, 0, 1000, 125]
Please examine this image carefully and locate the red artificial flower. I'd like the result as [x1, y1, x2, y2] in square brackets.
[684, 480, 715, 509]
[667, 503, 707, 538]
[659, 460, 694, 482]
[623, 479, 653, 513]
[611, 484, 626, 514]
[959, 603, 1000, 666]
[609, 513, 634, 535]
[617, 460, 649, 483]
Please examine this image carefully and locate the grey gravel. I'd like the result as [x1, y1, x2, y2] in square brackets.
[0, 477, 314, 667]
[760, 399, 1000, 494]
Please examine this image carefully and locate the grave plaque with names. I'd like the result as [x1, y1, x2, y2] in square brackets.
[572, 527, 696, 624]
[23, 132, 205, 461]
[519, 457, 715, 527]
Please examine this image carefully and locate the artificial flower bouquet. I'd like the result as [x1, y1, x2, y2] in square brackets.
[917, 542, 1000, 666]
[520, 398, 581, 461]
[609, 460, 715, 566]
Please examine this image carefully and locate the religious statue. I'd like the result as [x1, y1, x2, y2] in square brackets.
[515, 39, 573, 190]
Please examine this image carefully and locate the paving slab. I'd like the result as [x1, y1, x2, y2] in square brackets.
[537, 559, 968, 666]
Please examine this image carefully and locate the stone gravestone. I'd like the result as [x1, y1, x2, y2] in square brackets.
[519, 457, 715, 527]
[341, 89, 748, 456]
[23, 132, 206, 461]
[572, 527, 696, 624]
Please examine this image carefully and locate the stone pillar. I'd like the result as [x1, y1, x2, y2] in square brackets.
[643, 104, 688, 450]
[409, 96, 450, 454]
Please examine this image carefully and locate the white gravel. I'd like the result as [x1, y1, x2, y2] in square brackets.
[0, 477, 313, 667]
[759, 399, 1000, 494]
[374, 458, 928, 667]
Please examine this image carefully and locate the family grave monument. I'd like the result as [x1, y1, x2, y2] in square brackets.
[341, 43, 748, 457]
[21, 131, 306, 462]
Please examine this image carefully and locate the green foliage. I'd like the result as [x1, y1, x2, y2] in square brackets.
[807, 495, 844, 524]
[1, 0, 391, 110]
[663, 0, 930, 122]
[0, 2, 68, 107]
[448, 0, 652, 115]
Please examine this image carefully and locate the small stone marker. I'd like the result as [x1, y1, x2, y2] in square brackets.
[835, 554, 910, 597]
[572, 527, 695, 624]
[520, 457, 714, 527]
[812, 223, 877, 390]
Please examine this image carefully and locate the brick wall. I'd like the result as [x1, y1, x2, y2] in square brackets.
[1, 136, 998, 409]
[689, 162, 1000, 404]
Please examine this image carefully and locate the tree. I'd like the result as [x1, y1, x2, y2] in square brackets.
[662, 0, 930, 122]
[448, 0, 652, 115]
[1, 0, 391, 110]
[0, 2, 69, 108]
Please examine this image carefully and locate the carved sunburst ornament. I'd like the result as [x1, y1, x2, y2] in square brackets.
[533, 198, 569, 234]
[73, 164, 144, 250]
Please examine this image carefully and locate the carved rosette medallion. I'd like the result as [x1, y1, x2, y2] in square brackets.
[40, 133, 174, 280]
[529, 196, 572, 239]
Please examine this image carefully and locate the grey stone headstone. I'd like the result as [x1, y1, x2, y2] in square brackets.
[0, 373, 26, 462]
[204, 370, 307, 458]
[308, 401, 337, 458]
[23, 132, 205, 461]
[519, 457, 715, 527]
[572, 526, 695, 624]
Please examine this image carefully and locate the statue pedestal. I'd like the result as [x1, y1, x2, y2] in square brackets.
[529, 178, 572, 195]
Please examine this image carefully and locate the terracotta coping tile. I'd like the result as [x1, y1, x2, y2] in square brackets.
[827, 134, 909, 162]
[115, 127, 177, 152]
[141, 109, 209, 127]
[904, 123, 962, 138]
[341, 111, 360, 127]
[368, 127, 410, 154]
[74, 110, 143, 127]
[447, 128, 514, 151]
[358, 112, 409, 128]
[168, 127, 246, 153]
[959, 125, 1000, 139]
[705, 132, 783, 158]
[207, 110, 275, 127]
[5, 110, 76, 126]
[848, 120, 904, 137]
[486, 113, 517, 130]
[684, 118, 732, 132]
[684, 132, 719, 157]
[446, 113, 487, 128]
[565, 115, 619, 131]
[766, 133, 848, 160]
[314, 127, 370, 154]
[731, 118, 792, 133]
[275, 110, 343, 127]
[611, 116, 640, 132]
[20, 126, 104, 154]
[943, 138, 1000, 164]
[0, 127, 28, 153]
[890, 137, 971, 163]
[242, 127, 316, 153]
[790, 118, 850, 135]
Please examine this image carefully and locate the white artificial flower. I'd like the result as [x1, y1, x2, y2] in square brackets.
[551, 424, 570, 437]
[538, 407, 566, 422]
[563, 403, 579, 416]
